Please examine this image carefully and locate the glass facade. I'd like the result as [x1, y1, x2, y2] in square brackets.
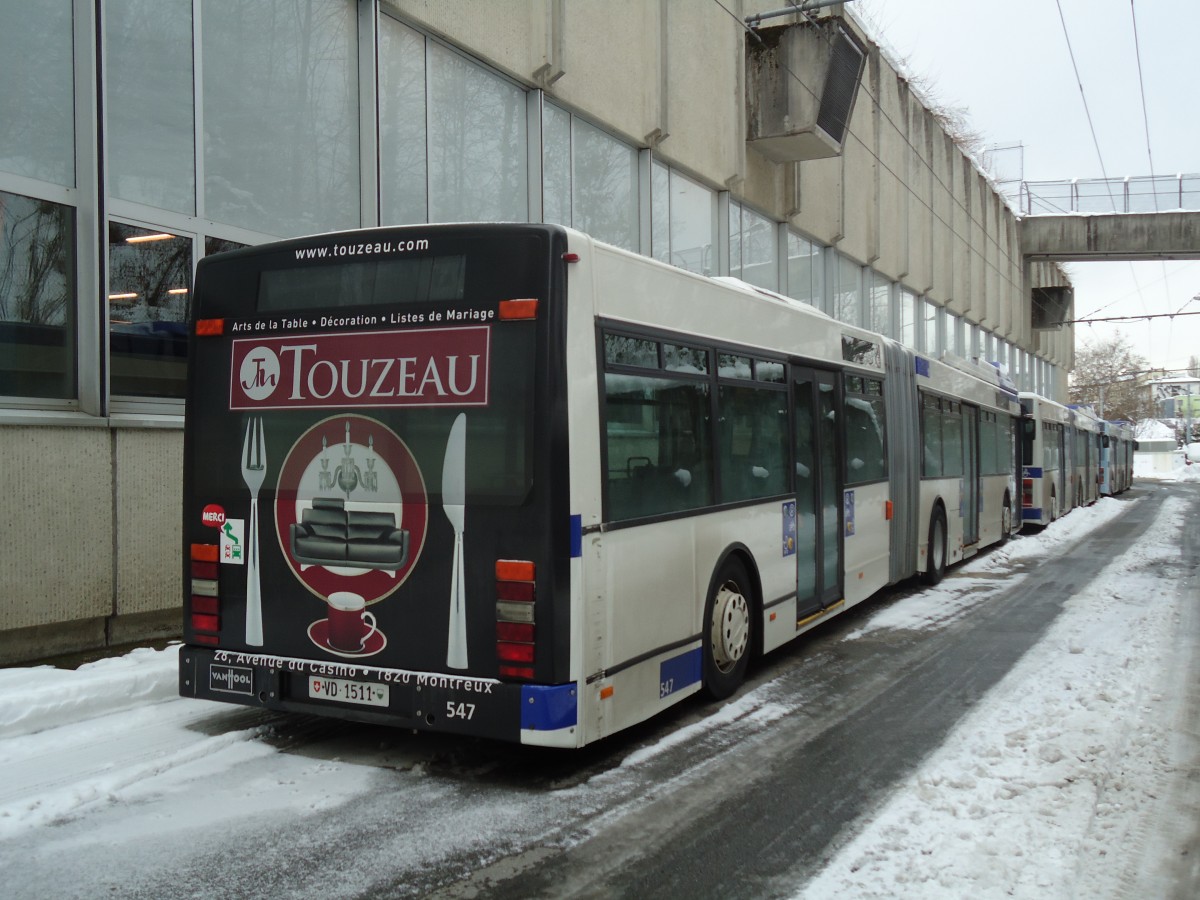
[428, 42, 528, 225]
[202, 0, 361, 236]
[379, 15, 428, 225]
[544, 105, 639, 251]
[106, 0, 196, 215]
[832, 253, 861, 326]
[653, 166, 717, 276]
[899, 288, 918, 349]
[0, 3, 75, 187]
[787, 231, 823, 308]
[729, 203, 778, 291]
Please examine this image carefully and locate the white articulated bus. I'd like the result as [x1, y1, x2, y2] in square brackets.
[180, 223, 1020, 747]
[1068, 404, 1102, 508]
[1019, 392, 1072, 526]
[1099, 420, 1136, 495]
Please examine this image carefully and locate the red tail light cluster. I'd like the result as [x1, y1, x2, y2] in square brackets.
[495, 560, 535, 679]
[1022, 478, 1033, 508]
[190, 543, 221, 646]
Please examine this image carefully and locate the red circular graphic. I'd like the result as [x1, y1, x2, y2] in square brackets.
[274, 414, 427, 604]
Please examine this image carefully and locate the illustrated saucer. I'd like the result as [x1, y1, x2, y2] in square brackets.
[307, 619, 387, 658]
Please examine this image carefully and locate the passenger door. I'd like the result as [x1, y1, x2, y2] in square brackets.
[793, 367, 842, 619]
[962, 404, 979, 545]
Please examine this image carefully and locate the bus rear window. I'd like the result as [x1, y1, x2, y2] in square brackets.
[258, 254, 466, 312]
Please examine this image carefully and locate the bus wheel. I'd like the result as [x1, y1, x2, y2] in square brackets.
[921, 506, 947, 585]
[1000, 495, 1012, 544]
[703, 558, 752, 700]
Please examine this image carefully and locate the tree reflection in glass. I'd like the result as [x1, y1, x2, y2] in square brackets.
[0, 190, 75, 399]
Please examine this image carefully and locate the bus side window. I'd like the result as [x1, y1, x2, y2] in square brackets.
[603, 373, 713, 520]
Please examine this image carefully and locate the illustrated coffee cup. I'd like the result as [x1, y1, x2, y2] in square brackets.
[326, 591, 377, 652]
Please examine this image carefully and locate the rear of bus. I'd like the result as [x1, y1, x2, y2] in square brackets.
[178, 223, 583, 746]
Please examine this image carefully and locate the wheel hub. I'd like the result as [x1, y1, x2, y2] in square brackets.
[711, 583, 749, 672]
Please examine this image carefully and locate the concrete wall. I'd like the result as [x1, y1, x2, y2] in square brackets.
[1022, 211, 1200, 261]
[0, 425, 181, 663]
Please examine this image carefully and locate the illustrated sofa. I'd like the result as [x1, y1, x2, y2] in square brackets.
[290, 497, 410, 570]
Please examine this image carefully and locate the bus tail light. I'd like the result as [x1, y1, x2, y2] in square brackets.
[498, 299, 538, 320]
[496, 559, 535, 679]
[1022, 478, 1033, 508]
[190, 543, 221, 646]
[195, 318, 225, 336]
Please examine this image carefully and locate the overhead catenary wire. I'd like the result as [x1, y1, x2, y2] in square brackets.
[1053, 309, 1200, 327]
[1129, 0, 1158, 208]
[1054, 0, 1114, 196]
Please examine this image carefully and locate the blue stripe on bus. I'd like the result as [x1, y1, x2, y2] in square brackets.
[1022, 466, 1044, 478]
[914, 357, 930, 377]
[521, 683, 579, 731]
[659, 648, 702, 698]
[569, 514, 582, 558]
[1022, 508, 1043, 520]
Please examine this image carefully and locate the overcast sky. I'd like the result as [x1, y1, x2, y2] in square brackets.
[849, 0, 1200, 375]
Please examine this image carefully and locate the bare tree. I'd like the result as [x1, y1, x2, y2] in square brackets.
[1068, 332, 1156, 426]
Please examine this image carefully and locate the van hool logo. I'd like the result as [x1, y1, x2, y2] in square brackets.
[230, 327, 490, 410]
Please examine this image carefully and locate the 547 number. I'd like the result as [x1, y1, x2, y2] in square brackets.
[445, 701, 476, 720]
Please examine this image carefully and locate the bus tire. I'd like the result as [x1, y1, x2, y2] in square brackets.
[1000, 494, 1012, 544]
[702, 557, 753, 700]
[921, 505, 947, 586]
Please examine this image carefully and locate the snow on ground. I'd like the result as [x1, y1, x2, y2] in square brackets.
[798, 493, 1194, 899]
[0, 487, 1192, 900]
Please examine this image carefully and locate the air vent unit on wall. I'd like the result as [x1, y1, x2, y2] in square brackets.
[1031, 286, 1074, 330]
[746, 21, 866, 163]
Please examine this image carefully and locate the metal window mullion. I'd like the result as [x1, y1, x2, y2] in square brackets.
[78, 0, 103, 417]
[776, 224, 788, 298]
[638, 148, 653, 258]
[716, 191, 730, 277]
[358, 0, 379, 228]
[527, 89, 544, 224]
[193, 0, 205, 225]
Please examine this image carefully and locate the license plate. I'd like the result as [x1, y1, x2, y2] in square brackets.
[308, 676, 389, 707]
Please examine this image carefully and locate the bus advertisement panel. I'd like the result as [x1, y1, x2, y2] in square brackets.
[181, 225, 577, 744]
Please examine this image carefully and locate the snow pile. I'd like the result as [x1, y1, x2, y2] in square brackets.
[1135, 452, 1200, 483]
[798, 496, 1189, 899]
[0, 645, 181, 739]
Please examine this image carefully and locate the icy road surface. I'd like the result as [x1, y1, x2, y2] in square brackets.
[0, 483, 1196, 899]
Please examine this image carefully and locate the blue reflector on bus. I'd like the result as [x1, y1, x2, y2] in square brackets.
[520, 683, 579, 731]
[1022, 508, 1043, 520]
[914, 357, 931, 378]
[570, 514, 582, 558]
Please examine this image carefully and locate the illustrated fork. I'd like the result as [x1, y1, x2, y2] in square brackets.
[241, 416, 266, 646]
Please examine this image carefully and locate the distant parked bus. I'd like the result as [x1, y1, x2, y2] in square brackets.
[179, 223, 1019, 747]
[1099, 420, 1135, 495]
[1068, 404, 1102, 508]
[1019, 392, 1072, 526]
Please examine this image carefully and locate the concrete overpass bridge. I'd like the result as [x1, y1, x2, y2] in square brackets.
[1019, 174, 1200, 261]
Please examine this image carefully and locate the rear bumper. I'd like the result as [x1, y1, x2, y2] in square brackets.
[179, 645, 580, 746]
